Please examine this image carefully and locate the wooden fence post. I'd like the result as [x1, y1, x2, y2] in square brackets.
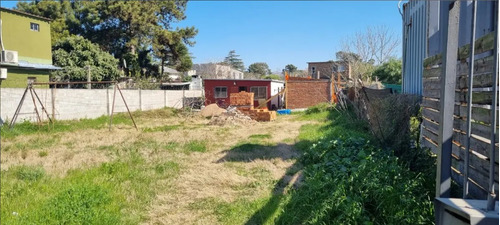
[436, 0, 460, 198]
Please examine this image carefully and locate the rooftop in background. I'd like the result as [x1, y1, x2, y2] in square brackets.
[203, 78, 284, 83]
[0, 7, 51, 21]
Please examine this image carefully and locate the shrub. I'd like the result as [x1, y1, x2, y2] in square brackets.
[363, 94, 420, 155]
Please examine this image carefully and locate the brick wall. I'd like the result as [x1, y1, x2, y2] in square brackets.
[286, 80, 331, 109]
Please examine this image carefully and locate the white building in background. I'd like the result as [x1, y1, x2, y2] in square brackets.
[160, 66, 182, 80]
[192, 63, 243, 79]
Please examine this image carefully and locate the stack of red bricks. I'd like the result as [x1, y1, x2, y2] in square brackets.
[229, 92, 276, 122]
[230, 91, 254, 106]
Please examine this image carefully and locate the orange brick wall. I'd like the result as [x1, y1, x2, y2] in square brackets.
[287, 80, 331, 109]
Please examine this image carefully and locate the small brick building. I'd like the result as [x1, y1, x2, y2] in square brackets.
[308, 61, 351, 80]
[286, 79, 332, 109]
[204, 79, 284, 109]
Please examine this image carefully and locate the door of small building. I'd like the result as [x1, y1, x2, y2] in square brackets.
[238, 86, 247, 92]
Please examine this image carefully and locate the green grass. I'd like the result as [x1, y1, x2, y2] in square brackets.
[1, 108, 180, 140]
[189, 196, 282, 225]
[248, 134, 272, 139]
[3, 135, 60, 152]
[0, 150, 181, 225]
[1, 114, 132, 140]
[184, 140, 207, 153]
[142, 125, 180, 133]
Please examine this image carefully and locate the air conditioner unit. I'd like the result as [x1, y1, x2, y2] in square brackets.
[1, 50, 18, 64]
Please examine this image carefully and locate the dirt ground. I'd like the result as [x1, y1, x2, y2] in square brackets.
[0, 111, 313, 224]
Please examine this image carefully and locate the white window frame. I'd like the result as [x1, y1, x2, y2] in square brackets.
[30, 22, 40, 32]
[214, 86, 228, 98]
[250, 86, 267, 100]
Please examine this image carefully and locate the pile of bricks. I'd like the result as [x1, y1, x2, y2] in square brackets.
[229, 91, 277, 122]
[230, 91, 254, 106]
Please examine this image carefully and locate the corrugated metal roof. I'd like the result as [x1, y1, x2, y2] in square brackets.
[1, 60, 61, 70]
[17, 61, 61, 70]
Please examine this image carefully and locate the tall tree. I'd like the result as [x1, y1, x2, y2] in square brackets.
[248, 63, 270, 75]
[16, 0, 197, 78]
[51, 35, 120, 82]
[335, 51, 361, 63]
[372, 59, 402, 84]
[340, 25, 399, 65]
[153, 27, 197, 76]
[284, 64, 297, 74]
[223, 50, 244, 71]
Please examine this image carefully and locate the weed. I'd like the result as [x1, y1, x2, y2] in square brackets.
[98, 145, 116, 151]
[38, 151, 48, 157]
[184, 140, 207, 153]
[0, 111, 137, 139]
[163, 142, 179, 151]
[142, 125, 180, 133]
[249, 134, 272, 139]
[190, 196, 280, 225]
[280, 138, 294, 144]
[34, 184, 120, 224]
[21, 151, 28, 159]
[304, 102, 335, 114]
[154, 161, 180, 177]
[275, 137, 434, 224]
[11, 165, 45, 182]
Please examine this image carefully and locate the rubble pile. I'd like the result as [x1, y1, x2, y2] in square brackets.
[202, 91, 278, 125]
[230, 91, 277, 122]
[200, 103, 227, 118]
[208, 107, 256, 126]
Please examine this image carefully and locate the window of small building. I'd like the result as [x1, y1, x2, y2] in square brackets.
[214, 86, 227, 98]
[250, 86, 267, 99]
[338, 65, 345, 72]
[30, 22, 40, 32]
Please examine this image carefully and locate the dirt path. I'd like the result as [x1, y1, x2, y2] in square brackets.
[144, 116, 308, 224]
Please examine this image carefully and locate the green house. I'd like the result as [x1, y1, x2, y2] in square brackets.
[0, 7, 60, 88]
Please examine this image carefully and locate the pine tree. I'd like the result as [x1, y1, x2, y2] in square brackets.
[223, 50, 245, 71]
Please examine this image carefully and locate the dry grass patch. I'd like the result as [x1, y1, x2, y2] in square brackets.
[1, 108, 318, 225]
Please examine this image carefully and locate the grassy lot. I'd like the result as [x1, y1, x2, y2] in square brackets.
[0, 108, 330, 224]
[0, 106, 434, 224]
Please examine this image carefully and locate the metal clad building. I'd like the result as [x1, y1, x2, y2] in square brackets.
[402, 0, 495, 95]
[402, 0, 427, 95]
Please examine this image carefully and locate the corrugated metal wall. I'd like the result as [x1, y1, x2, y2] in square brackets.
[402, 0, 427, 95]
[403, 0, 495, 95]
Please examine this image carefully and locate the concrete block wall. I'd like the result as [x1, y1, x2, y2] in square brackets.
[1, 88, 202, 123]
[287, 80, 330, 109]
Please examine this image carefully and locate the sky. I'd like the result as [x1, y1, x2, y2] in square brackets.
[1, 1, 404, 72]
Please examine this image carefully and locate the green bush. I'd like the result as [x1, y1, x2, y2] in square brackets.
[304, 103, 336, 115]
[276, 137, 434, 224]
